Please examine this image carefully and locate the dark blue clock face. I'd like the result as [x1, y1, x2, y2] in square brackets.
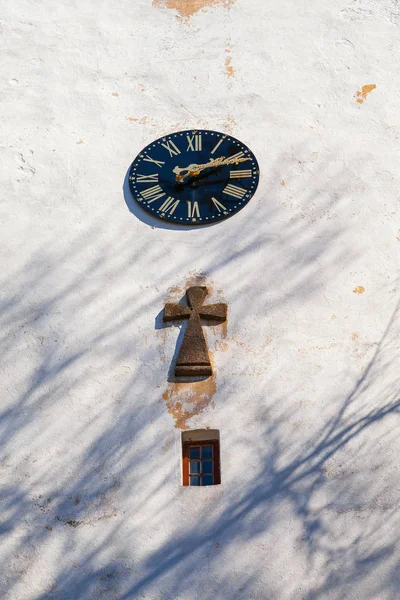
[129, 129, 259, 225]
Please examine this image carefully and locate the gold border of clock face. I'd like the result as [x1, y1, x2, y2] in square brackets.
[129, 129, 260, 225]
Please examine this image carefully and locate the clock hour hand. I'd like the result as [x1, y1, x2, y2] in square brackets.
[173, 161, 212, 182]
[173, 155, 251, 182]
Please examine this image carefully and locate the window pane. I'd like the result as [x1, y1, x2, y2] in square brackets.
[189, 461, 201, 474]
[202, 445, 213, 459]
[189, 446, 200, 460]
[202, 475, 214, 486]
[202, 460, 213, 473]
[190, 476, 200, 486]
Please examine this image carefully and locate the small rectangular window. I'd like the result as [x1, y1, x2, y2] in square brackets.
[182, 439, 221, 486]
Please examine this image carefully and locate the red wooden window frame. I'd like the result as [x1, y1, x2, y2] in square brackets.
[182, 440, 221, 486]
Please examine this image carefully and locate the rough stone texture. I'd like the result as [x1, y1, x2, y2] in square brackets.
[164, 286, 227, 376]
[1, 0, 400, 599]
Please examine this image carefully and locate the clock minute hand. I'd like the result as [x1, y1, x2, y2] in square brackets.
[173, 155, 251, 182]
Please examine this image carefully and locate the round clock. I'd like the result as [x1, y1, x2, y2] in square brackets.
[128, 129, 259, 225]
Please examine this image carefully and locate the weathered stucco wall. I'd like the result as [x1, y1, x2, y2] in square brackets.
[1, 1, 400, 598]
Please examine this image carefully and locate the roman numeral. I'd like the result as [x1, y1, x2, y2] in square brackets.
[159, 196, 180, 215]
[223, 183, 247, 199]
[186, 134, 202, 151]
[136, 173, 159, 183]
[229, 151, 245, 163]
[211, 197, 228, 213]
[161, 140, 181, 157]
[187, 201, 200, 219]
[141, 185, 166, 203]
[230, 170, 252, 179]
[143, 155, 165, 168]
[211, 136, 226, 154]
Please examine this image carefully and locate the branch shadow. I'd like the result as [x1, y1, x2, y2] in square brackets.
[1, 151, 399, 599]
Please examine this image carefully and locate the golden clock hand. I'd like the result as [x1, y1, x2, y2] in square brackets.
[173, 160, 215, 182]
[173, 155, 251, 182]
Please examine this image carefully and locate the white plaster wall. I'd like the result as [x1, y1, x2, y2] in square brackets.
[1, 1, 400, 598]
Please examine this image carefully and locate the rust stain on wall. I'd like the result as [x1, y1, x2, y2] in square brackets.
[225, 44, 235, 79]
[225, 55, 234, 78]
[125, 116, 149, 124]
[153, 0, 236, 19]
[162, 375, 217, 429]
[355, 84, 376, 104]
[353, 285, 365, 294]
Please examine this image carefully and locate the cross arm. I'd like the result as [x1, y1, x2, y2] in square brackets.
[164, 304, 192, 321]
[199, 304, 227, 321]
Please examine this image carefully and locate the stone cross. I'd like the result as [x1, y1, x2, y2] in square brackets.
[164, 286, 227, 377]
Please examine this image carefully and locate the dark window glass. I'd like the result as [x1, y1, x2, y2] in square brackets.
[189, 447, 200, 460]
[202, 460, 213, 473]
[183, 439, 220, 486]
[202, 475, 214, 486]
[189, 461, 201, 474]
[202, 445, 213, 459]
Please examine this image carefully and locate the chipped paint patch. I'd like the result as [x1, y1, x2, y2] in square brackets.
[353, 285, 365, 294]
[355, 84, 376, 104]
[224, 42, 235, 79]
[153, 0, 236, 20]
[162, 376, 217, 429]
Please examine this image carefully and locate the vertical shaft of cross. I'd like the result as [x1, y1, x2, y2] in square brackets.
[163, 286, 227, 377]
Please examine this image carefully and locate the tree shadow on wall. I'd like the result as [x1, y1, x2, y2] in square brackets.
[115, 298, 400, 600]
[1, 153, 399, 599]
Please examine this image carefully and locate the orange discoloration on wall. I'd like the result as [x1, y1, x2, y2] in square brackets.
[223, 114, 237, 133]
[281, 179, 285, 186]
[230, 336, 271, 357]
[297, 342, 338, 353]
[355, 84, 376, 104]
[162, 376, 217, 429]
[224, 44, 235, 79]
[125, 116, 149, 124]
[166, 285, 183, 298]
[225, 55, 234, 78]
[153, 0, 236, 19]
[353, 285, 365, 294]
[215, 340, 228, 352]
